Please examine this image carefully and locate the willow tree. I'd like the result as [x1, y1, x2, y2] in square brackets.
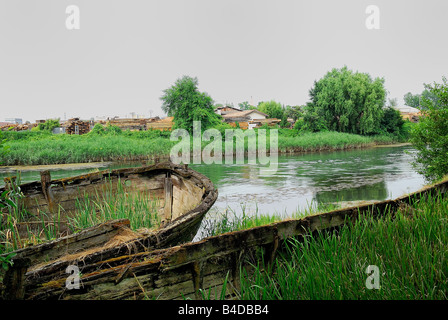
[160, 76, 221, 133]
[306, 66, 386, 135]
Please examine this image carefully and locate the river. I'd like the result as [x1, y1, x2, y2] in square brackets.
[0, 145, 426, 237]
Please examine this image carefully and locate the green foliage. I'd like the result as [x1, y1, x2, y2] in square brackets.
[305, 66, 386, 135]
[104, 123, 122, 135]
[0, 131, 10, 164]
[380, 106, 405, 135]
[238, 101, 251, 110]
[404, 92, 421, 109]
[0, 252, 16, 270]
[410, 77, 448, 182]
[160, 76, 221, 133]
[257, 100, 284, 119]
[404, 89, 441, 110]
[284, 105, 303, 121]
[301, 103, 329, 132]
[35, 119, 61, 132]
[88, 123, 106, 135]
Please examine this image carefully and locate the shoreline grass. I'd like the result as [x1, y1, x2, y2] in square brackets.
[216, 192, 448, 300]
[0, 130, 403, 166]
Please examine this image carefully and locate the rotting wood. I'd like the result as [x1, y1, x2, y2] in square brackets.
[164, 172, 173, 222]
[40, 170, 54, 214]
[1, 258, 31, 300]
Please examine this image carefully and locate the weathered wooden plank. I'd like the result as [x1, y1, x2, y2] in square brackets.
[10, 219, 131, 268]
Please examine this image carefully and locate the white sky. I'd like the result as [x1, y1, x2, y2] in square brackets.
[1, 0, 447, 122]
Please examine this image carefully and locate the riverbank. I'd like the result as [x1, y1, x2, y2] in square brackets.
[0, 130, 405, 166]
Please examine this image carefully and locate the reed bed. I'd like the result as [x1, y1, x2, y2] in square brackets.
[0, 180, 161, 254]
[69, 181, 161, 232]
[1, 131, 399, 166]
[231, 192, 448, 300]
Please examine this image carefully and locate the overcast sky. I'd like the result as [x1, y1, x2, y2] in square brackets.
[1, 0, 447, 122]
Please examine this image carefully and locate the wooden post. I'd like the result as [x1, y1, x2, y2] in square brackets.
[1, 258, 31, 300]
[191, 261, 204, 300]
[40, 170, 54, 213]
[164, 172, 173, 221]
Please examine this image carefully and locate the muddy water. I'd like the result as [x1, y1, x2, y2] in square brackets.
[0, 145, 426, 236]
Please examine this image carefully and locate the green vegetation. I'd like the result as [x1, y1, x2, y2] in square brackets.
[202, 192, 448, 300]
[0, 130, 175, 165]
[0, 131, 9, 164]
[0, 179, 161, 254]
[32, 118, 60, 132]
[161, 75, 221, 133]
[404, 88, 441, 110]
[304, 66, 386, 135]
[410, 77, 448, 182]
[276, 131, 395, 152]
[0, 129, 402, 166]
[69, 181, 161, 232]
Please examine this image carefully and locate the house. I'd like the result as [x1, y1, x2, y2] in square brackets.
[394, 106, 422, 123]
[214, 105, 242, 116]
[221, 109, 272, 129]
[4, 118, 22, 125]
[222, 109, 268, 122]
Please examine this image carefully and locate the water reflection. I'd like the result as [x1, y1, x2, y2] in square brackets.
[190, 145, 425, 217]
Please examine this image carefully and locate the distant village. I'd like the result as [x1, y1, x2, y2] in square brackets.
[1, 105, 421, 135]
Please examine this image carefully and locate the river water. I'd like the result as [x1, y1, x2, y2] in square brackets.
[0, 145, 426, 236]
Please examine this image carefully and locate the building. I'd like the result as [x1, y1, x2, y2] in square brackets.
[4, 118, 22, 125]
[394, 106, 422, 123]
[221, 109, 271, 129]
[222, 109, 267, 122]
[214, 105, 242, 116]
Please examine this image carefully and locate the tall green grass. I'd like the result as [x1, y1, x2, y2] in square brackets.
[69, 180, 161, 232]
[1, 130, 401, 166]
[234, 192, 448, 300]
[0, 180, 161, 254]
[1, 134, 175, 165]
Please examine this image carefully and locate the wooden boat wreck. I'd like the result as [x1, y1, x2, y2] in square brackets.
[1, 175, 447, 300]
[0, 162, 218, 299]
[1, 162, 217, 246]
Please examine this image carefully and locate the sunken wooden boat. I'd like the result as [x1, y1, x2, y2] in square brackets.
[2, 175, 447, 300]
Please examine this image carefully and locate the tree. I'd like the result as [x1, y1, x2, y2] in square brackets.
[404, 92, 421, 109]
[380, 106, 405, 135]
[305, 66, 386, 135]
[160, 76, 221, 133]
[410, 77, 448, 182]
[238, 101, 251, 110]
[284, 105, 303, 121]
[257, 100, 284, 119]
[404, 89, 441, 110]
